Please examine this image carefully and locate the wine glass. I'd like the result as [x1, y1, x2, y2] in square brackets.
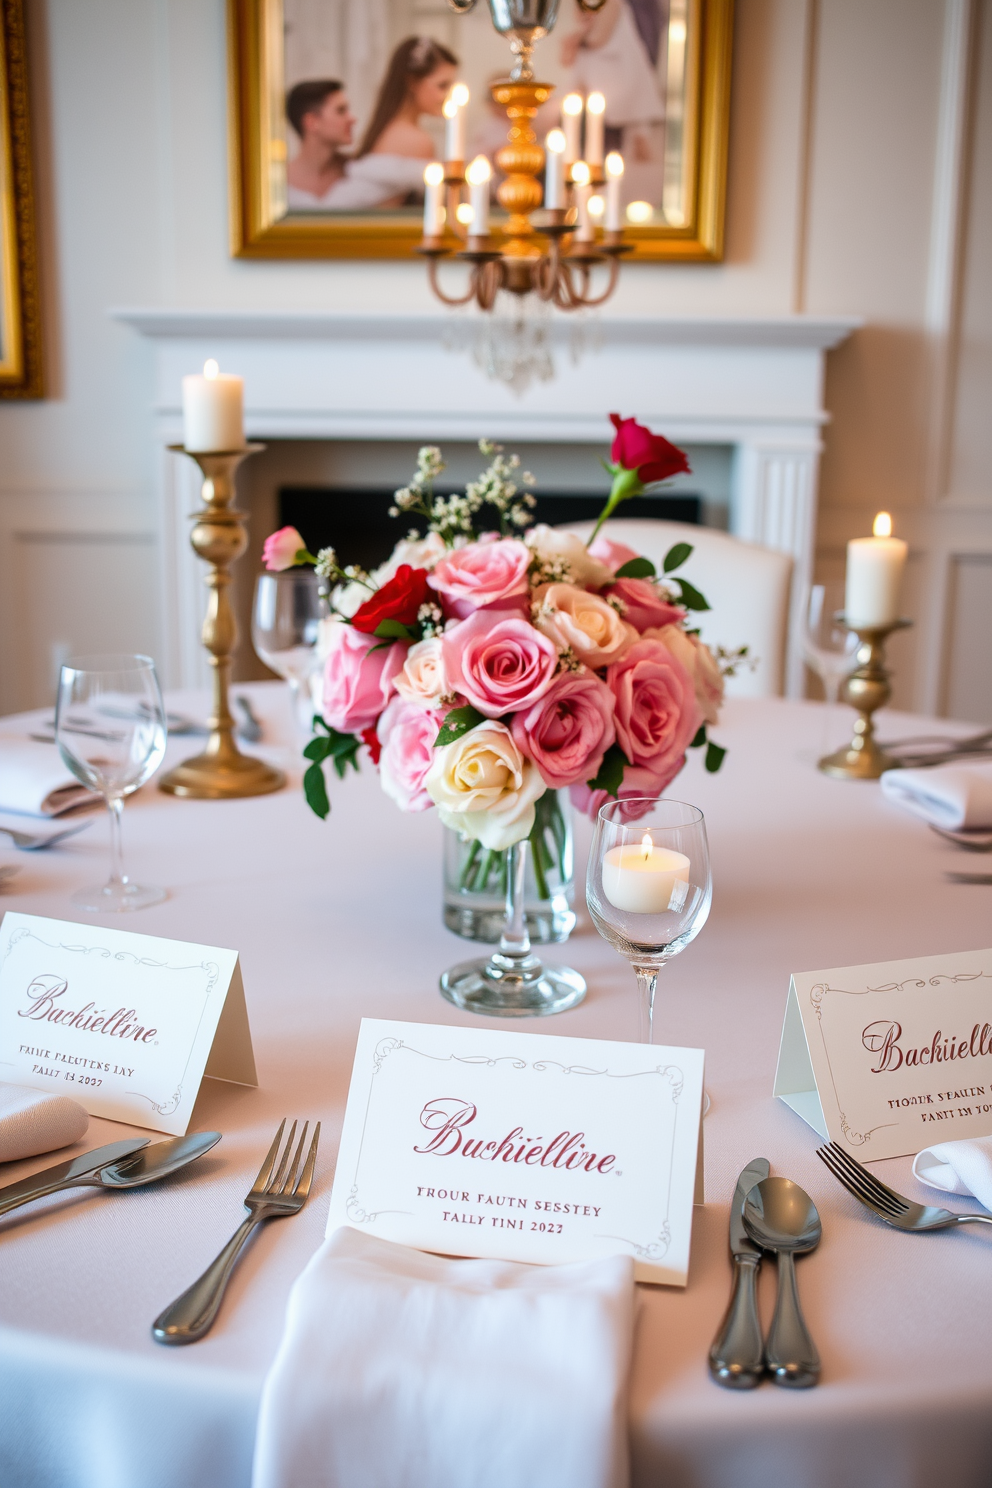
[55, 654, 168, 911]
[252, 571, 326, 736]
[586, 799, 712, 1044]
[802, 582, 859, 758]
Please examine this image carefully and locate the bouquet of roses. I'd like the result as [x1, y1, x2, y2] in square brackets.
[262, 415, 727, 878]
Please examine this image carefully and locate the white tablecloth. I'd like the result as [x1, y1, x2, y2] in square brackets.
[1, 688, 991, 1488]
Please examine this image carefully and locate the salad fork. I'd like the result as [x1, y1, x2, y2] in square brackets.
[817, 1142, 992, 1232]
[152, 1118, 319, 1345]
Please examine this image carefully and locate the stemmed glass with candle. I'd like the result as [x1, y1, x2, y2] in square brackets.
[587, 800, 712, 1044]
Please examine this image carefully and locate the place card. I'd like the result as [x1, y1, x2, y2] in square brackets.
[326, 1018, 705, 1287]
[774, 947, 992, 1160]
[0, 912, 257, 1135]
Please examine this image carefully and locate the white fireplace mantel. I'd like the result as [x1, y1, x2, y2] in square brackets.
[113, 308, 859, 694]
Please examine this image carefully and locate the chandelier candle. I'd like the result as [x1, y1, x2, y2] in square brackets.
[572, 160, 593, 240]
[561, 92, 583, 164]
[467, 155, 492, 235]
[845, 512, 908, 628]
[181, 361, 244, 454]
[423, 162, 445, 237]
[605, 152, 624, 230]
[585, 92, 605, 169]
[544, 128, 566, 209]
[443, 85, 468, 165]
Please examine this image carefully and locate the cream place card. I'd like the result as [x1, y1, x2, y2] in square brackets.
[0, 912, 257, 1135]
[326, 1018, 705, 1286]
[774, 947, 992, 1161]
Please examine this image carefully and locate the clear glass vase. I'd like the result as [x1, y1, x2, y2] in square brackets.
[442, 788, 576, 944]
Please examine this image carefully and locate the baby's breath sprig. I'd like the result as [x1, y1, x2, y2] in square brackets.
[390, 439, 538, 546]
[416, 601, 445, 638]
[555, 645, 584, 675]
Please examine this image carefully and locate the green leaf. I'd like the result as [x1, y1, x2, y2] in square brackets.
[663, 541, 693, 573]
[690, 724, 707, 749]
[586, 743, 627, 798]
[332, 748, 360, 779]
[705, 741, 727, 774]
[326, 731, 361, 757]
[614, 556, 656, 579]
[373, 618, 417, 640]
[674, 577, 711, 612]
[303, 736, 333, 763]
[435, 704, 486, 747]
[303, 761, 331, 818]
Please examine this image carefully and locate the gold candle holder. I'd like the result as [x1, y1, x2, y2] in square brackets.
[818, 618, 912, 780]
[158, 444, 286, 800]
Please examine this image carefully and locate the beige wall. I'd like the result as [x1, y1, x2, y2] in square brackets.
[0, 0, 989, 716]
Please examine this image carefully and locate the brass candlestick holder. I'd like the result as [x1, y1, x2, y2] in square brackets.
[819, 618, 912, 780]
[158, 444, 285, 800]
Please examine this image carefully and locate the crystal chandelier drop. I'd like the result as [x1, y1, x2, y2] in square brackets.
[420, 0, 631, 313]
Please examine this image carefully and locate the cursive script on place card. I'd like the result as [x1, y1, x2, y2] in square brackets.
[0, 912, 257, 1134]
[774, 948, 992, 1160]
[326, 1020, 705, 1287]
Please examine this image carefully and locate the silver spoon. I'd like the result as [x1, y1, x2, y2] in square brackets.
[743, 1177, 822, 1388]
[0, 1131, 220, 1220]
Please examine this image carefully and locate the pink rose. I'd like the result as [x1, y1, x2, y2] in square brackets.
[646, 625, 724, 727]
[511, 670, 616, 789]
[588, 535, 640, 573]
[531, 582, 636, 668]
[570, 764, 674, 823]
[442, 611, 559, 718]
[377, 696, 446, 812]
[428, 537, 531, 619]
[262, 526, 306, 571]
[321, 622, 406, 734]
[607, 636, 702, 777]
[605, 577, 686, 633]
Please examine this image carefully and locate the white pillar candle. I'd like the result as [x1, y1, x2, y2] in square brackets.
[561, 93, 583, 165]
[466, 155, 491, 235]
[181, 360, 244, 452]
[603, 835, 690, 914]
[585, 92, 606, 167]
[544, 128, 566, 209]
[443, 85, 468, 165]
[844, 512, 908, 628]
[571, 160, 593, 240]
[423, 162, 445, 236]
[605, 151, 624, 230]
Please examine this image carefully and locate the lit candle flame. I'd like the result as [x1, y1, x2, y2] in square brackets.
[571, 160, 591, 187]
[466, 155, 492, 185]
[546, 128, 566, 154]
[203, 359, 219, 380]
[562, 93, 584, 117]
[588, 194, 604, 218]
[451, 82, 469, 108]
[586, 92, 605, 115]
[605, 151, 624, 177]
[641, 831, 653, 860]
[625, 200, 653, 224]
[424, 162, 444, 187]
[455, 202, 473, 224]
[873, 511, 893, 537]
[442, 98, 458, 120]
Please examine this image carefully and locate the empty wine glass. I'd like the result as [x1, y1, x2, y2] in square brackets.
[802, 582, 859, 759]
[586, 799, 712, 1044]
[252, 571, 327, 736]
[55, 654, 168, 911]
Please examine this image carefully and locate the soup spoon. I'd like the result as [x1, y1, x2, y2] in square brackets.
[743, 1176, 822, 1388]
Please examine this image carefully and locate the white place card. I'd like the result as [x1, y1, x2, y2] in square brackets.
[326, 1018, 705, 1287]
[774, 947, 992, 1161]
[0, 912, 257, 1135]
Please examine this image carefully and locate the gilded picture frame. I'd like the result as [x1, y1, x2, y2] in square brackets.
[0, 0, 41, 398]
[228, 0, 733, 262]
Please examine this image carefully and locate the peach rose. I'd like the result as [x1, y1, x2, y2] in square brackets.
[646, 625, 724, 727]
[394, 636, 450, 709]
[425, 721, 546, 849]
[531, 583, 637, 668]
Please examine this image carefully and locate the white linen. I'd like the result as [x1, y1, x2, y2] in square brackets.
[252, 1227, 634, 1488]
[880, 761, 992, 830]
[288, 156, 427, 212]
[0, 738, 98, 817]
[913, 1135, 992, 1209]
[0, 1082, 88, 1164]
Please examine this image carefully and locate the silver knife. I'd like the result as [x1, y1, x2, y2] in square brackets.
[0, 1137, 149, 1221]
[708, 1157, 770, 1388]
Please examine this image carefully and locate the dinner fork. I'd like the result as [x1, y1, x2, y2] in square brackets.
[816, 1141, 992, 1233]
[0, 821, 91, 851]
[152, 1118, 320, 1345]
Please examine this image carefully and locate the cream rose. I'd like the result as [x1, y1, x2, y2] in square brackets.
[531, 582, 637, 667]
[425, 721, 546, 849]
[394, 636, 450, 708]
[647, 624, 725, 726]
[373, 530, 447, 584]
[525, 525, 614, 590]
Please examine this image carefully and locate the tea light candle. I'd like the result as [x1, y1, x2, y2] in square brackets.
[603, 833, 690, 914]
[423, 162, 444, 236]
[585, 92, 606, 167]
[545, 128, 566, 209]
[181, 360, 244, 452]
[466, 155, 491, 235]
[605, 151, 624, 230]
[845, 512, 908, 628]
[561, 93, 583, 165]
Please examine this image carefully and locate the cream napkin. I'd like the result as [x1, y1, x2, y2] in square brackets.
[880, 762, 992, 830]
[913, 1135, 992, 1210]
[0, 1082, 89, 1164]
[0, 739, 99, 817]
[252, 1228, 635, 1488]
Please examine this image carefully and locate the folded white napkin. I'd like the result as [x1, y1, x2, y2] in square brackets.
[0, 739, 99, 817]
[0, 1082, 89, 1164]
[913, 1135, 992, 1210]
[252, 1228, 635, 1488]
[880, 762, 992, 830]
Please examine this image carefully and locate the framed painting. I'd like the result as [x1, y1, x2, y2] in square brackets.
[0, 0, 41, 398]
[228, 0, 733, 261]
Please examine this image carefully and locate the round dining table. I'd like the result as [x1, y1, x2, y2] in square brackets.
[0, 685, 990, 1488]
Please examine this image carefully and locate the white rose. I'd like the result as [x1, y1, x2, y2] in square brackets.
[425, 721, 546, 849]
[331, 580, 368, 618]
[394, 636, 449, 708]
[531, 582, 637, 667]
[373, 530, 447, 585]
[647, 624, 725, 727]
[525, 525, 614, 590]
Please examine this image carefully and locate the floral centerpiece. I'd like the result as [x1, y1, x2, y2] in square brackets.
[263, 415, 733, 1013]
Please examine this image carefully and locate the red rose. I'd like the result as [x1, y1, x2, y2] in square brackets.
[609, 413, 691, 484]
[351, 565, 430, 635]
[360, 725, 382, 765]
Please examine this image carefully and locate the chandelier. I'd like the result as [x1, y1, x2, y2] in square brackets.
[419, 0, 631, 313]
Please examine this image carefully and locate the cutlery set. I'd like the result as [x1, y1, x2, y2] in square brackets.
[29, 694, 264, 747]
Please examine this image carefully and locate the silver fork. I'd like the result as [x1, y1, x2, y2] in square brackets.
[0, 822, 91, 851]
[817, 1141, 992, 1232]
[152, 1118, 320, 1345]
